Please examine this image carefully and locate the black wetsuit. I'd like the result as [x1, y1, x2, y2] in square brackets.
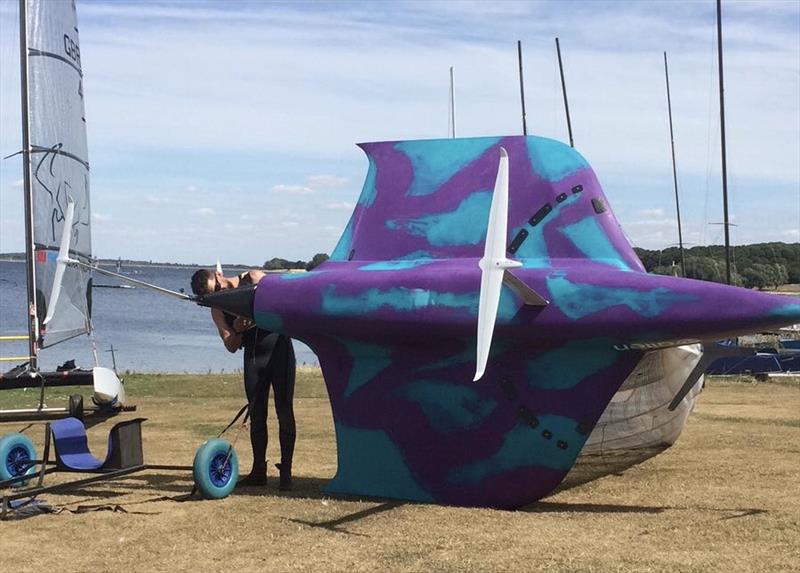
[225, 314, 296, 475]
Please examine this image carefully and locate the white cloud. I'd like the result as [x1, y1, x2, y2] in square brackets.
[326, 201, 354, 210]
[92, 212, 112, 223]
[307, 175, 348, 189]
[146, 195, 168, 205]
[225, 223, 254, 232]
[783, 229, 800, 239]
[191, 207, 215, 216]
[271, 184, 313, 195]
[637, 208, 665, 218]
[56, 0, 797, 187]
[625, 217, 678, 230]
[2, 1, 797, 263]
[280, 221, 299, 229]
[622, 217, 684, 249]
[11, 179, 23, 188]
[272, 175, 349, 196]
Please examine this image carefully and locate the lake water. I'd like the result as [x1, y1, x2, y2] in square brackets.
[0, 260, 319, 373]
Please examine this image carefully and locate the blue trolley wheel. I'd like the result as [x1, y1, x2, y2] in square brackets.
[193, 438, 239, 499]
[0, 433, 37, 487]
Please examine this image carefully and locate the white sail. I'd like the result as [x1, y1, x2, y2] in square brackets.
[23, 0, 92, 347]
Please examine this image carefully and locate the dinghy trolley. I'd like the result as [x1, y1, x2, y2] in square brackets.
[1, 417, 240, 517]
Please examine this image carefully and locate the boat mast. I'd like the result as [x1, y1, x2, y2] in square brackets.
[18, 0, 38, 370]
[449, 66, 456, 138]
[555, 37, 574, 147]
[517, 40, 528, 136]
[664, 51, 686, 277]
[716, 0, 732, 285]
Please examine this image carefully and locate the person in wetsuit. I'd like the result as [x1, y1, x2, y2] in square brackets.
[191, 268, 296, 490]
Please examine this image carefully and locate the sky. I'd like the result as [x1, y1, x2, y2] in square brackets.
[0, 0, 798, 266]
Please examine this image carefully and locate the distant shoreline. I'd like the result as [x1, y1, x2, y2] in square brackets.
[0, 256, 257, 271]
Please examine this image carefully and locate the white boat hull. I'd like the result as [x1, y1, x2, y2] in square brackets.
[582, 344, 704, 454]
[92, 367, 125, 406]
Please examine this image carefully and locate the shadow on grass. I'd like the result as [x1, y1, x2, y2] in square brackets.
[19, 469, 770, 528]
[230, 476, 409, 535]
[517, 447, 670, 514]
[286, 501, 404, 536]
[520, 447, 771, 519]
[231, 475, 331, 499]
[50, 472, 404, 534]
[526, 501, 666, 514]
[35, 470, 196, 500]
[556, 446, 667, 493]
[44, 472, 385, 504]
[25, 446, 672, 511]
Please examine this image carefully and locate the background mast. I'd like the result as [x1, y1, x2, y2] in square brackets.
[556, 37, 574, 147]
[517, 40, 528, 135]
[19, 0, 38, 370]
[449, 66, 456, 138]
[664, 51, 686, 277]
[717, 0, 732, 284]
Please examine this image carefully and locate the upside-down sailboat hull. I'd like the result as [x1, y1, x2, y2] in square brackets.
[196, 135, 800, 508]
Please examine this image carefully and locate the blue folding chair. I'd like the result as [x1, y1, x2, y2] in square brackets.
[50, 417, 147, 471]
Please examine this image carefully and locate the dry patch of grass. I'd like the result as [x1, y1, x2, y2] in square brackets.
[1, 374, 798, 573]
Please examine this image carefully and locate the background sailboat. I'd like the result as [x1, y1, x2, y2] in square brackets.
[0, 0, 124, 419]
[22, 0, 92, 352]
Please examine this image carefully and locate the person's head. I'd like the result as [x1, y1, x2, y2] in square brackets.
[190, 268, 235, 296]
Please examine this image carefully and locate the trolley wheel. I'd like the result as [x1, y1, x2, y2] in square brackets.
[68, 394, 84, 421]
[193, 439, 239, 499]
[0, 433, 37, 487]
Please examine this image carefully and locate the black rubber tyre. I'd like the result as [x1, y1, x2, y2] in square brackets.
[68, 394, 84, 422]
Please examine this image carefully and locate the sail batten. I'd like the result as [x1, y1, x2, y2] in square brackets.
[22, 0, 92, 350]
[28, 48, 84, 75]
[29, 145, 89, 169]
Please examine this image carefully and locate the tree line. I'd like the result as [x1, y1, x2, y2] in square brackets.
[263, 253, 330, 271]
[634, 242, 799, 289]
[11, 242, 794, 289]
[276, 243, 797, 289]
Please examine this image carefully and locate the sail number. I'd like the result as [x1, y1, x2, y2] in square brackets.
[63, 34, 81, 67]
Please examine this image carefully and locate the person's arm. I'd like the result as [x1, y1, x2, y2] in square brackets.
[211, 308, 242, 353]
[239, 270, 266, 285]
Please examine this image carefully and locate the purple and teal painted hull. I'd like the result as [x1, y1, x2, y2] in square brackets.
[246, 136, 799, 508]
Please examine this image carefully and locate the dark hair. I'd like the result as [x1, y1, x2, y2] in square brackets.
[190, 269, 213, 296]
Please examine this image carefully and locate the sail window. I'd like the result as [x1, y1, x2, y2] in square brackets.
[528, 203, 552, 227]
[517, 406, 539, 428]
[507, 229, 529, 254]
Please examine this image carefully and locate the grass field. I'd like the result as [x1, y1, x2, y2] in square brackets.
[1, 371, 798, 573]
